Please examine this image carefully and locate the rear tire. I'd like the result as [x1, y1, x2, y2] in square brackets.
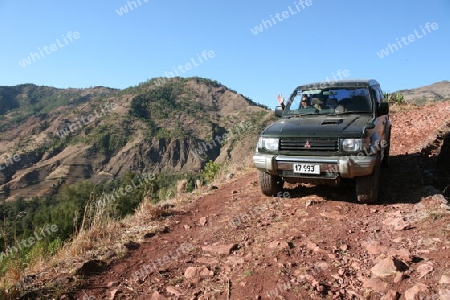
[355, 155, 381, 204]
[258, 170, 284, 196]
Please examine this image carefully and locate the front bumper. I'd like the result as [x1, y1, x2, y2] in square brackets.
[253, 153, 377, 179]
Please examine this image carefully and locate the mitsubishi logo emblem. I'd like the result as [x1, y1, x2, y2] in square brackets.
[304, 141, 311, 148]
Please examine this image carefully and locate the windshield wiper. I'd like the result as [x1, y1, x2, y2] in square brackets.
[287, 113, 319, 118]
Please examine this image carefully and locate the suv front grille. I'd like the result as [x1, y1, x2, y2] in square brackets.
[279, 137, 339, 152]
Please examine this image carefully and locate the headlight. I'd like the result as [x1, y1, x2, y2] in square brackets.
[257, 137, 279, 151]
[342, 139, 362, 152]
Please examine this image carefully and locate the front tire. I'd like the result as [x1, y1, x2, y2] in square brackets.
[258, 170, 284, 196]
[355, 155, 381, 204]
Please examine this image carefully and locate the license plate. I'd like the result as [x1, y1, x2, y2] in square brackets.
[293, 163, 320, 174]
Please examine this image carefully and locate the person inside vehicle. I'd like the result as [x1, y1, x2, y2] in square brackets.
[277, 94, 310, 110]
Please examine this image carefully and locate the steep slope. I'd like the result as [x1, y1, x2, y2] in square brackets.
[0, 78, 271, 201]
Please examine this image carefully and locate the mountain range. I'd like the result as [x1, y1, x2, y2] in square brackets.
[0, 77, 271, 201]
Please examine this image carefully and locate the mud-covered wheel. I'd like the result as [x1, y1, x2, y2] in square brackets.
[258, 170, 284, 196]
[355, 155, 381, 204]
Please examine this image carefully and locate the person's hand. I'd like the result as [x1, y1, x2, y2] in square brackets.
[277, 94, 284, 105]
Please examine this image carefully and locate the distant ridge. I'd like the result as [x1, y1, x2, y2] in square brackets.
[396, 80, 450, 104]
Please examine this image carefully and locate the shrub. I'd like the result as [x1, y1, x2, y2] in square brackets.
[384, 92, 405, 105]
[201, 160, 222, 182]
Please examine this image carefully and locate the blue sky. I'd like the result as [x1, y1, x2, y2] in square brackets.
[0, 0, 449, 108]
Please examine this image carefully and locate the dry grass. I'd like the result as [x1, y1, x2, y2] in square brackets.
[7, 154, 257, 293]
[9, 197, 165, 288]
[2, 263, 22, 286]
[133, 197, 170, 224]
[388, 102, 419, 114]
[211, 154, 255, 186]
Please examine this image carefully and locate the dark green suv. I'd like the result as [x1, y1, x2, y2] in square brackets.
[253, 79, 391, 203]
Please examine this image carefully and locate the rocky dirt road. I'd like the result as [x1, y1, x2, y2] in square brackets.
[52, 102, 450, 299]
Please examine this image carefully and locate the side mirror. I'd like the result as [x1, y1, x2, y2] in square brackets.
[275, 106, 283, 117]
[377, 102, 389, 116]
[363, 122, 375, 135]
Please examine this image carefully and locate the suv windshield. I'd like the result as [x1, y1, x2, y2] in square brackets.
[283, 87, 373, 117]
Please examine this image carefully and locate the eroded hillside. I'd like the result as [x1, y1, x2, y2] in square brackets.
[0, 78, 271, 202]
